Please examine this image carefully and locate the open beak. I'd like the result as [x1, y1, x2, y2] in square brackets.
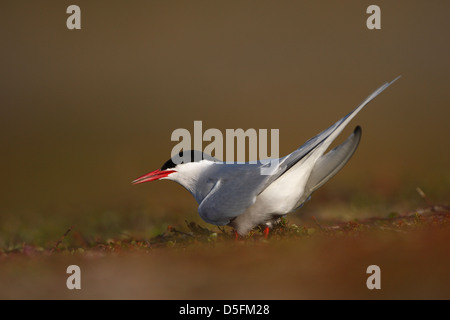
[132, 169, 176, 184]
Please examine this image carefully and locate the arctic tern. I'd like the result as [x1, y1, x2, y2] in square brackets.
[133, 77, 400, 236]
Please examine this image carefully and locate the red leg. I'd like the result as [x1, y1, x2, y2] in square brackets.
[263, 226, 270, 239]
[234, 230, 239, 240]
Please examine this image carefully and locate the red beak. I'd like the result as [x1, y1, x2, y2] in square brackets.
[132, 169, 176, 184]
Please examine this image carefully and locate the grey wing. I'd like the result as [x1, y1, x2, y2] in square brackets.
[306, 125, 361, 194]
[198, 163, 274, 226]
[291, 126, 361, 209]
[198, 77, 400, 225]
[262, 76, 400, 190]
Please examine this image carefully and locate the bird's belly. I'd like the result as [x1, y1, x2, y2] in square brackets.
[254, 187, 303, 214]
[231, 191, 302, 236]
[256, 160, 314, 214]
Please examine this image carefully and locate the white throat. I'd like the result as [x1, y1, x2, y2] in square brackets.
[164, 160, 218, 204]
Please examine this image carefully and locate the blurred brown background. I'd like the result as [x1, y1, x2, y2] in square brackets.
[0, 1, 449, 244]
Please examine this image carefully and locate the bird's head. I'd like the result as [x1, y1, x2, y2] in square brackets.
[132, 150, 218, 185]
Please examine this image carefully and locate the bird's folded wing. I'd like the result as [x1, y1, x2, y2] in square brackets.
[198, 164, 272, 225]
[305, 125, 361, 194]
[198, 77, 400, 225]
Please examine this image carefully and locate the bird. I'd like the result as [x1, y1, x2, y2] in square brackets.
[133, 77, 400, 236]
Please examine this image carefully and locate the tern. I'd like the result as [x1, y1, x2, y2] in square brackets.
[133, 77, 400, 236]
